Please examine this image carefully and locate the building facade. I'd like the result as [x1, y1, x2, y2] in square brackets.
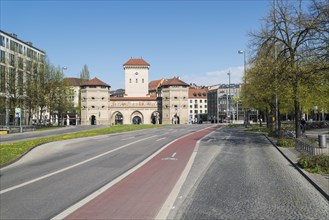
[80, 77, 111, 125]
[80, 58, 192, 125]
[0, 30, 46, 125]
[124, 58, 149, 97]
[188, 85, 208, 123]
[161, 77, 189, 124]
[207, 84, 243, 123]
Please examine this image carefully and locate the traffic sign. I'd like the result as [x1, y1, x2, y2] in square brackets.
[15, 108, 21, 118]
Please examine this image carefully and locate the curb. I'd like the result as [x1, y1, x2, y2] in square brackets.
[264, 135, 329, 202]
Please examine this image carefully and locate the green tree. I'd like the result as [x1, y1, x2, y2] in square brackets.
[248, 0, 328, 137]
[80, 64, 90, 82]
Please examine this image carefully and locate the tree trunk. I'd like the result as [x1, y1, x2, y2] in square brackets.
[295, 100, 301, 138]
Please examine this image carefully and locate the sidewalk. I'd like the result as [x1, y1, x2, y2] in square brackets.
[266, 129, 329, 201]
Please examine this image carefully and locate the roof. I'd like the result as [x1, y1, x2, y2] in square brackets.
[65, 77, 80, 86]
[149, 79, 165, 91]
[81, 77, 111, 87]
[161, 77, 189, 87]
[124, 58, 150, 66]
[189, 87, 208, 98]
[0, 30, 46, 54]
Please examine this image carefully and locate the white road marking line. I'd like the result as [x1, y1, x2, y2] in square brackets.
[161, 152, 178, 161]
[52, 125, 217, 220]
[156, 126, 219, 219]
[156, 137, 166, 141]
[0, 135, 158, 195]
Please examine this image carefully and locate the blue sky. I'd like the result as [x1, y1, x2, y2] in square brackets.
[1, 0, 271, 90]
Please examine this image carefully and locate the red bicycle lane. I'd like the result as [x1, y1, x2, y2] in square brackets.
[64, 126, 218, 219]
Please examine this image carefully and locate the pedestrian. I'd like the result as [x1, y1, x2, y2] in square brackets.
[301, 117, 306, 133]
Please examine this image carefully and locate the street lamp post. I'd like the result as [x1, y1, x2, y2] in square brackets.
[61, 66, 67, 126]
[62, 66, 67, 74]
[238, 50, 247, 126]
[227, 71, 231, 123]
[238, 50, 246, 83]
[217, 87, 219, 124]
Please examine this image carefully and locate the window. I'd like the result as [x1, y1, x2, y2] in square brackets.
[194, 110, 198, 113]
[174, 97, 178, 99]
[142, 78, 144, 83]
[136, 78, 138, 83]
[0, 50, 5, 62]
[18, 70, 23, 95]
[190, 105, 192, 108]
[194, 100, 197, 103]
[0, 36, 4, 47]
[190, 100, 192, 103]
[129, 79, 132, 83]
[9, 68, 15, 92]
[190, 110, 193, 113]
[9, 54, 15, 66]
[0, 66, 5, 92]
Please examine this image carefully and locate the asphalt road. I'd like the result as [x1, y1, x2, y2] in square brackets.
[169, 127, 329, 219]
[0, 124, 213, 219]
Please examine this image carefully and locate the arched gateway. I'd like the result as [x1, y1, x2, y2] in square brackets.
[80, 58, 188, 125]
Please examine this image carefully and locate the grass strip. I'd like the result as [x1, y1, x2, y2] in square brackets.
[0, 124, 168, 166]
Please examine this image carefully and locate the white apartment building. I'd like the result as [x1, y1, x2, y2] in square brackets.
[188, 86, 208, 123]
[0, 30, 46, 125]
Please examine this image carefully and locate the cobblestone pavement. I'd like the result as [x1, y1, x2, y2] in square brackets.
[171, 127, 329, 220]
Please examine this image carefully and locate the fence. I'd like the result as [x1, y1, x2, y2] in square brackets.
[295, 138, 328, 155]
[0, 126, 35, 134]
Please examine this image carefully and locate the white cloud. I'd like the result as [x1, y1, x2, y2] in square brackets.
[183, 66, 244, 86]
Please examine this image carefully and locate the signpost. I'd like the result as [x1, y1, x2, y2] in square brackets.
[15, 108, 23, 133]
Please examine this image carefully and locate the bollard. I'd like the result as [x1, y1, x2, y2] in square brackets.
[318, 135, 327, 148]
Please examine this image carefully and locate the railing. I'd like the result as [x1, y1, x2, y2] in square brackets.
[0, 125, 35, 134]
[295, 138, 328, 155]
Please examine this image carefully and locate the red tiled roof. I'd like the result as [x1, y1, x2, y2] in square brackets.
[149, 78, 165, 91]
[161, 77, 189, 87]
[124, 58, 150, 66]
[81, 77, 111, 87]
[189, 87, 208, 98]
[65, 77, 80, 86]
